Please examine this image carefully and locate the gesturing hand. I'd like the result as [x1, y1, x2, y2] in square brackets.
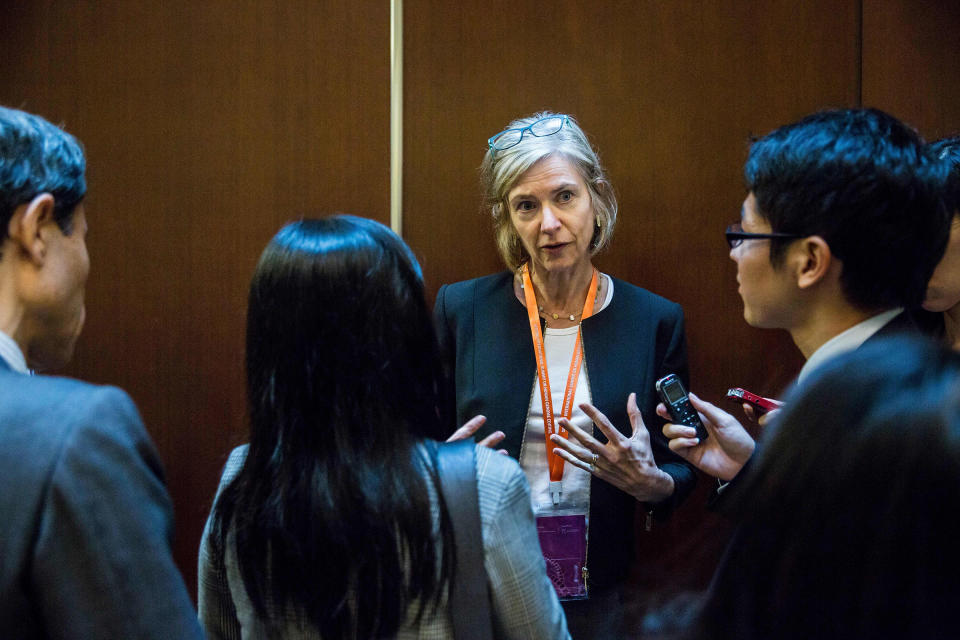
[551, 393, 675, 503]
[446, 415, 508, 453]
[660, 393, 755, 481]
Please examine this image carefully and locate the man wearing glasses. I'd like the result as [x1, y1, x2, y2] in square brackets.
[658, 108, 951, 482]
[555, 108, 950, 484]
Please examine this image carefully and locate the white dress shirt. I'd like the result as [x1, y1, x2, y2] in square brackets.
[0, 329, 28, 374]
[797, 308, 904, 384]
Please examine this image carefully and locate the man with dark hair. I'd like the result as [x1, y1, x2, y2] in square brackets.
[661, 108, 951, 481]
[0, 105, 203, 638]
[744, 109, 946, 317]
[551, 108, 951, 488]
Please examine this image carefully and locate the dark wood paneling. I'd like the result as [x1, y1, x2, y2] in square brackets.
[403, 0, 857, 614]
[0, 0, 389, 598]
[862, 0, 960, 139]
[404, 0, 858, 399]
[5, 0, 960, 625]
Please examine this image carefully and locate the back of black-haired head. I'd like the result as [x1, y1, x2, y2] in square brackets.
[245, 214, 440, 450]
[744, 108, 951, 311]
[0, 105, 86, 241]
[696, 336, 960, 639]
[219, 214, 453, 638]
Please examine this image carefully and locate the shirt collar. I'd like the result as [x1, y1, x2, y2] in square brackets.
[797, 308, 903, 385]
[0, 329, 29, 374]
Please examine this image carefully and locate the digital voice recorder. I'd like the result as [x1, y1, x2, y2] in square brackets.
[655, 373, 708, 441]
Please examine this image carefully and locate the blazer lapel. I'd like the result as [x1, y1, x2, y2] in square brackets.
[470, 275, 537, 457]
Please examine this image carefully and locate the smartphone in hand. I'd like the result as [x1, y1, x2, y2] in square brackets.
[656, 374, 708, 441]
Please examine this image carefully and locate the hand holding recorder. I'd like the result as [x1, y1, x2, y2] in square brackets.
[658, 382, 757, 482]
[656, 374, 708, 440]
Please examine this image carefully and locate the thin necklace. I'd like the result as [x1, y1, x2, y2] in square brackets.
[538, 306, 582, 322]
[519, 268, 601, 323]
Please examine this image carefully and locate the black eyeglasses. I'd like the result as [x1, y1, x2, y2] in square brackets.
[725, 223, 802, 249]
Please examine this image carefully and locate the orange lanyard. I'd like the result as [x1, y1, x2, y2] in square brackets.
[521, 264, 599, 504]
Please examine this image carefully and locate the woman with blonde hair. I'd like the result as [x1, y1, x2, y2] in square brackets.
[435, 112, 696, 638]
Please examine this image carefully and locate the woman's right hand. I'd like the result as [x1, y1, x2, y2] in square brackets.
[660, 393, 755, 481]
[446, 415, 507, 451]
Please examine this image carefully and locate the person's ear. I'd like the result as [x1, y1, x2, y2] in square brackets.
[6, 193, 55, 266]
[794, 236, 833, 290]
[592, 178, 613, 202]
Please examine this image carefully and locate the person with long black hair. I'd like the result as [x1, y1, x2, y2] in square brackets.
[198, 215, 569, 639]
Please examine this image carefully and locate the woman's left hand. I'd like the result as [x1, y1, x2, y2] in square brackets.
[553, 393, 675, 503]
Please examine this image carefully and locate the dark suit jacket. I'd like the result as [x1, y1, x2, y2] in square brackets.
[434, 271, 697, 589]
[695, 311, 936, 637]
[0, 358, 203, 639]
[711, 309, 928, 512]
[866, 308, 929, 343]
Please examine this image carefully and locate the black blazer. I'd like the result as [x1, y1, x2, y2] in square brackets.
[697, 310, 940, 636]
[711, 308, 931, 512]
[435, 271, 697, 589]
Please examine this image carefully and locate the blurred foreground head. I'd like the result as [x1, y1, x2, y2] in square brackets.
[698, 335, 960, 639]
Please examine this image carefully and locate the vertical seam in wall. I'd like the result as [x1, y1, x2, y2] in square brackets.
[390, 0, 404, 235]
[856, 0, 863, 107]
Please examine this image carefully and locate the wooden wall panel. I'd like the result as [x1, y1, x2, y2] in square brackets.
[404, 0, 860, 400]
[862, 0, 960, 139]
[403, 0, 858, 610]
[3, 0, 960, 625]
[0, 0, 389, 598]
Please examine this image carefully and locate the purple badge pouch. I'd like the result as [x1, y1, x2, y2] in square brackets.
[536, 514, 588, 600]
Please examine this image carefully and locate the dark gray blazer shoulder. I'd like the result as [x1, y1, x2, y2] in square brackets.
[0, 367, 203, 639]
